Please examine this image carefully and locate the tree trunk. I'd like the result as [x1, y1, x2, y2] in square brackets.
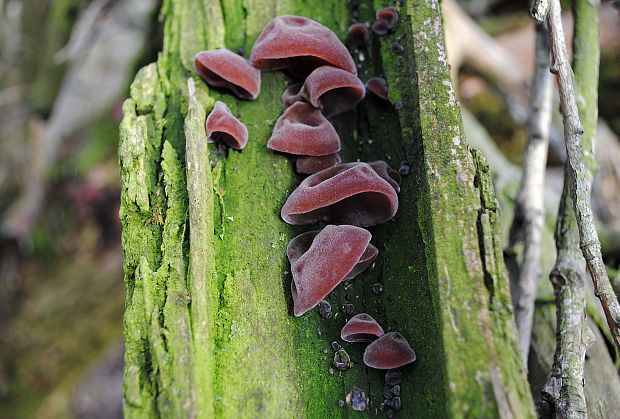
[118, 0, 535, 417]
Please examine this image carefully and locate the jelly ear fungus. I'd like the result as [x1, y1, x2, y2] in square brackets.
[281, 162, 399, 227]
[287, 225, 375, 316]
[341, 313, 384, 342]
[194, 49, 261, 100]
[206, 101, 248, 150]
[363, 332, 416, 369]
[250, 15, 357, 77]
[298, 66, 365, 118]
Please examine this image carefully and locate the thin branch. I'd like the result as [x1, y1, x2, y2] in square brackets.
[546, 0, 620, 353]
[508, 22, 553, 362]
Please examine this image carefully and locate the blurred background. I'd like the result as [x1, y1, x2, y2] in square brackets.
[0, 0, 618, 417]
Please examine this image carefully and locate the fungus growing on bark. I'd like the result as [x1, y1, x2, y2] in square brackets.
[267, 102, 340, 156]
[371, 20, 389, 36]
[296, 153, 342, 175]
[205, 101, 248, 150]
[281, 83, 303, 108]
[281, 162, 399, 227]
[341, 313, 385, 342]
[366, 77, 389, 101]
[363, 332, 416, 369]
[376, 7, 399, 30]
[287, 225, 374, 316]
[347, 23, 370, 47]
[250, 15, 357, 77]
[299, 66, 365, 118]
[194, 49, 261, 100]
[368, 160, 401, 193]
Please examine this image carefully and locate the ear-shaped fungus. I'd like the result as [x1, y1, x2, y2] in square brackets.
[287, 225, 373, 316]
[194, 49, 261, 100]
[281, 83, 303, 108]
[341, 313, 385, 342]
[299, 66, 365, 118]
[368, 160, 401, 193]
[347, 23, 370, 47]
[296, 153, 342, 175]
[287, 228, 377, 284]
[281, 162, 399, 227]
[363, 332, 416, 369]
[267, 102, 340, 156]
[250, 15, 357, 77]
[206, 101, 248, 149]
[376, 7, 399, 30]
[366, 77, 389, 101]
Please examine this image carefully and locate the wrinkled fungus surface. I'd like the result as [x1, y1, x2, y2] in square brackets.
[281, 162, 399, 226]
[341, 313, 385, 342]
[299, 66, 365, 118]
[287, 225, 372, 316]
[366, 77, 389, 101]
[194, 49, 261, 100]
[363, 332, 416, 369]
[205, 101, 248, 149]
[296, 153, 341, 175]
[268, 102, 340, 156]
[250, 15, 357, 77]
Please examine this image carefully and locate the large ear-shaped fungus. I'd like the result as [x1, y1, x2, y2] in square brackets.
[287, 225, 372, 316]
[281, 162, 399, 227]
[296, 153, 341, 175]
[250, 15, 357, 77]
[368, 160, 401, 193]
[363, 332, 416, 369]
[341, 313, 385, 342]
[287, 228, 377, 283]
[366, 77, 389, 101]
[299, 66, 365, 118]
[194, 49, 261, 100]
[206, 101, 248, 150]
[267, 102, 340, 156]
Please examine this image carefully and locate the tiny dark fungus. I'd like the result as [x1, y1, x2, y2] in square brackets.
[363, 332, 416, 369]
[287, 225, 373, 316]
[267, 102, 340, 156]
[341, 313, 385, 342]
[347, 23, 370, 47]
[296, 153, 341, 175]
[194, 49, 261, 100]
[281, 162, 399, 227]
[205, 101, 248, 150]
[250, 15, 357, 77]
[366, 77, 389, 101]
[299, 66, 365, 118]
[391, 42, 404, 54]
[371, 19, 389, 36]
[376, 7, 399, 30]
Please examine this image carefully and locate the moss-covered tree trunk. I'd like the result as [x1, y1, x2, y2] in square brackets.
[119, 0, 535, 417]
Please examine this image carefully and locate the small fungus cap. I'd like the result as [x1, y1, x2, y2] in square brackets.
[194, 49, 261, 100]
[347, 23, 370, 47]
[363, 332, 416, 369]
[206, 101, 248, 150]
[250, 15, 357, 77]
[366, 77, 389, 101]
[296, 153, 342, 175]
[341, 313, 385, 342]
[281, 162, 399, 227]
[267, 102, 340, 156]
[376, 7, 399, 30]
[299, 66, 366, 118]
[287, 225, 372, 316]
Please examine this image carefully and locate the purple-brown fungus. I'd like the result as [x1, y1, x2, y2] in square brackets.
[347, 23, 370, 47]
[287, 225, 373, 316]
[205, 101, 248, 150]
[366, 77, 389, 101]
[281, 162, 399, 227]
[363, 332, 416, 369]
[267, 102, 340, 156]
[250, 15, 357, 77]
[281, 83, 303, 108]
[368, 160, 401, 193]
[299, 66, 366, 118]
[194, 49, 261, 100]
[341, 313, 385, 342]
[376, 7, 399, 30]
[296, 153, 342, 175]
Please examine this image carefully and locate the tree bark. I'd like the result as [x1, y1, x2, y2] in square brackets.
[118, 0, 535, 417]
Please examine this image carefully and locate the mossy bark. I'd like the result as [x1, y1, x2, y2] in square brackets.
[119, 0, 535, 417]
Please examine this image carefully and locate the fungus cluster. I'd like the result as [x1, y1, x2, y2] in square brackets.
[193, 10, 412, 415]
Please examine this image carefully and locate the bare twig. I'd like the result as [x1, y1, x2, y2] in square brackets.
[546, 0, 620, 353]
[508, 23, 553, 361]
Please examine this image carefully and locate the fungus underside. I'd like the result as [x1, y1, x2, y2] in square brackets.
[119, 0, 535, 417]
